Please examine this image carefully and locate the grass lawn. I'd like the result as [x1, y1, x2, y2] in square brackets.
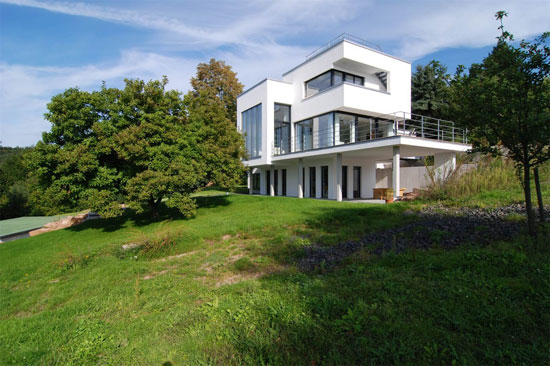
[0, 194, 548, 365]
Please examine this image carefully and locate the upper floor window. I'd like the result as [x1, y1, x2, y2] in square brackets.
[242, 104, 262, 159]
[274, 103, 291, 155]
[305, 69, 364, 97]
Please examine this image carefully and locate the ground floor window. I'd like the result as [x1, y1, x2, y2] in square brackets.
[282, 169, 287, 196]
[353, 166, 361, 198]
[266, 170, 270, 195]
[342, 166, 348, 198]
[274, 170, 279, 196]
[252, 173, 260, 194]
[309, 167, 316, 197]
[321, 166, 329, 198]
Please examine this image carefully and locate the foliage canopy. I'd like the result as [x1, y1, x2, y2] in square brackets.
[29, 74, 245, 218]
[451, 15, 550, 234]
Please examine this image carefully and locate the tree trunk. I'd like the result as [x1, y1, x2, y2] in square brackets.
[534, 167, 544, 222]
[522, 163, 536, 236]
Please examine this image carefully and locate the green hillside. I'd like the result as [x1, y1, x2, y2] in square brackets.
[0, 194, 548, 365]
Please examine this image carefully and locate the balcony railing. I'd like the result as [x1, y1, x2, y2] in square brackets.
[272, 111, 468, 156]
[306, 33, 383, 59]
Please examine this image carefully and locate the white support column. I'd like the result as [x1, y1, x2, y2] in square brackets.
[392, 146, 400, 198]
[248, 168, 253, 195]
[269, 167, 275, 196]
[298, 159, 304, 198]
[434, 152, 457, 182]
[335, 154, 342, 201]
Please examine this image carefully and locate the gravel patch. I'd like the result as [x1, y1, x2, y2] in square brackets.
[299, 204, 549, 271]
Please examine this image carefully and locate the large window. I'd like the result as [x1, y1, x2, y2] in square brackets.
[274, 103, 291, 154]
[321, 166, 329, 198]
[317, 113, 334, 148]
[296, 119, 313, 152]
[305, 70, 365, 97]
[309, 167, 316, 198]
[242, 104, 262, 159]
[293, 112, 394, 153]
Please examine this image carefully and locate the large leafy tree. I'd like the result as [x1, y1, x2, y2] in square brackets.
[0, 147, 33, 219]
[451, 12, 550, 235]
[29, 74, 245, 218]
[190, 59, 243, 124]
[411, 60, 451, 119]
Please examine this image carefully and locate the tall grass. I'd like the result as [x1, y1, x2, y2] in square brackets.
[423, 155, 518, 200]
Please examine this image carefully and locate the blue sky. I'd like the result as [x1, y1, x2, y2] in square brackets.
[0, 0, 548, 147]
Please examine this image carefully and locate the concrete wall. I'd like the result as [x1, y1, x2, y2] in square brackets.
[376, 166, 430, 193]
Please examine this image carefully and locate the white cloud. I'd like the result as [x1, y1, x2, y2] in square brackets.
[351, 0, 549, 59]
[1, 0, 548, 146]
[0, 52, 200, 146]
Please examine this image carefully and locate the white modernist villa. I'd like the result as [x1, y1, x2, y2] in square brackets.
[237, 34, 470, 201]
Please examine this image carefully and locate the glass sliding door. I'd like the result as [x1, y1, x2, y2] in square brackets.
[274, 170, 279, 196]
[353, 166, 361, 198]
[356, 116, 372, 142]
[316, 113, 334, 148]
[309, 167, 316, 198]
[252, 173, 260, 194]
[335, 113, 355, 145]
[274, 103, 290, 154]
[282, 169, 287, 196]
[265, 170, 270, 195]
[342, 166, 348, 198]
[296, 119, 313, 152]
[321, 166, 329, 198]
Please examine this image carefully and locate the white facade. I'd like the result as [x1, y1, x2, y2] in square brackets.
[237, 35, 470, 200]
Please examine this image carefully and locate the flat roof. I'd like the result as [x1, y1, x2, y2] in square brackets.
[282, 38, 411, 77]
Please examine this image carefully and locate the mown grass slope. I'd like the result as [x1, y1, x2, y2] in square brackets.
[0, 194, 548, 365]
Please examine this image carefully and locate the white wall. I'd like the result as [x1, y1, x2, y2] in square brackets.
[238, 39, 412, 169]
[237, 79, 294, 167]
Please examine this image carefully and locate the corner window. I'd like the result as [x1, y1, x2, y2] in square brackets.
[242, 104, 262, 159]
[274, 103, 291, 154]
[305, 70, 365, 97]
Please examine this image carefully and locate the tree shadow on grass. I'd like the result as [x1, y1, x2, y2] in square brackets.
[67, 195, 231, 233]
[196, 205, 544, 365]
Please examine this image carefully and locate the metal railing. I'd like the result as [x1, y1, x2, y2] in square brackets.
[306, 33, 383, 59]
[272, 111, 468, 156]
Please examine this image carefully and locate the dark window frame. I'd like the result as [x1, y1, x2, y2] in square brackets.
[305, 69, 365, 97]
[321, 166, 329, 198]
[241, 103, 263, 159]
[274, 103, 291, 153]
[309, 167, 316, 198]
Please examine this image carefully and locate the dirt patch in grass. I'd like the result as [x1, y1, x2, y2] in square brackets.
[154, 250, 198, 262]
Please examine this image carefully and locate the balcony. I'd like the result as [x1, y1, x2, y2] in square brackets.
[272, 112, 468, 156]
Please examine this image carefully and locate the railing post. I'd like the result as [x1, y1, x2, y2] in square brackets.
[403, 119, 406, 135]
[437, 120, 440, 140]
[421, 116, 424, 138]
[452, 126, 455, 142]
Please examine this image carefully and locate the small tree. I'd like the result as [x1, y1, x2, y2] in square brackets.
[452, 12, 550, 235]
[412, 60, 451, 119]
